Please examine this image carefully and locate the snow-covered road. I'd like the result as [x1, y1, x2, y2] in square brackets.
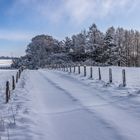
[9, 69, 140, 140]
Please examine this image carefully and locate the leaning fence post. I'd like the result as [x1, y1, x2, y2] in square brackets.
[90, 66, 93, 79]
[78, 65, 80, 74]
[98, 67, 101, 80]
[122, 69, 126, 87]
[6, 81, 10, 103]
[84, 65, 86, 77]
[12, 76, 15, 90]
[109, 68, 112, 83]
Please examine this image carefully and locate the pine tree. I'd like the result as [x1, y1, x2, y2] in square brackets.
[87, 23, 104, 63]
[100, 27, 118, 65]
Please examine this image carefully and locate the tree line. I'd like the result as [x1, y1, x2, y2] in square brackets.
[12, 23, 140, 69]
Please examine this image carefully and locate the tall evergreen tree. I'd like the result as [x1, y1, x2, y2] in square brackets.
[87, 23, 104, 63]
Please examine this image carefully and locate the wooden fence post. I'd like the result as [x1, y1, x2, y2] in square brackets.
[66, 65, 68, 72]
[90, 66, 93, 79]
[16, 72, 19, 83]
[21, 66, 24, 72]
[98, 67, 101, 80]
[122, 69, 126, 87]
[19, 69, 21, 78]
[73, 65, 75, 73]
[78, 65, 80, 74]
[12, 76, 15, 90]
[58, 64, 60, 70]
[70, 66, 71, 73]
[6, 81, 10, 103]
[61, 65, 62, 71]
[109, 68, 112, 83]
[84, 65, 86, 77]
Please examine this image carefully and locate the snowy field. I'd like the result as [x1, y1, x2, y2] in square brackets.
[0, 59, 12, 67]
[0, 67, 140, 140]
[72, 66, 140, 90]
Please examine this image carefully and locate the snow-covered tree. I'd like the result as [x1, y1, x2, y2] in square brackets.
[100, 27, 118, 65]
[14, 23, 140, 69]
[87, 23, 104, 63]
[26, 35, 59, 68]
[64, 37, 73, 53]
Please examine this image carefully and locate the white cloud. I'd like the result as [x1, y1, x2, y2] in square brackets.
[62, 0, 95, 23]
[67, 0, 135, 20]
[10, 0, 137, 24]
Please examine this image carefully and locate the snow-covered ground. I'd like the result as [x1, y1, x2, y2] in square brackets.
[0, 59, 12, 67]
[1, 67, 140, 140]
[72, 66, 140, 88]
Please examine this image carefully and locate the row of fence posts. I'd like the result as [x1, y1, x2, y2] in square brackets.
[55, 65, 126, 87]
[5, 67, 24, 103]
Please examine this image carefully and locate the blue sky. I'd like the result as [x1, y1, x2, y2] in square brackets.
[0, 0, 139, 56]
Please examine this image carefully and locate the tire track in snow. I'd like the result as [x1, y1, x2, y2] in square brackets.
[19, 70, 125, 140]
[38, 70, 125, 140]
